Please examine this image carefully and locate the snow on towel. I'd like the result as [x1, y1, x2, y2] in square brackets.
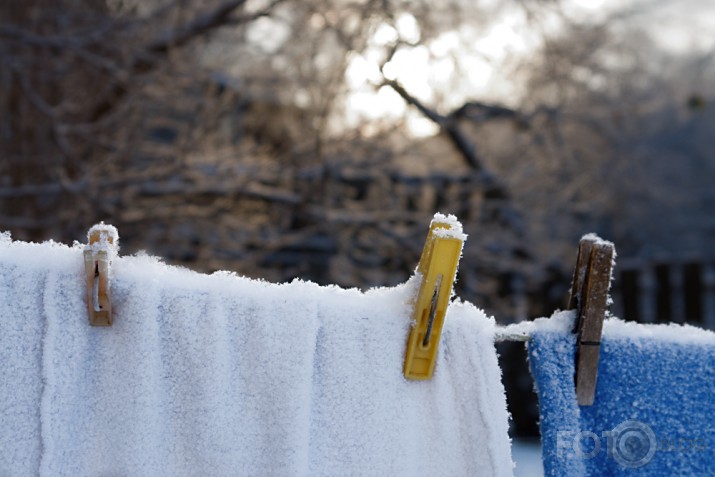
[527, 310, 715, 476]
[0, 233, 513, 476]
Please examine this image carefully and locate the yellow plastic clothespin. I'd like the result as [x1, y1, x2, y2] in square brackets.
[404, 214, 465, 380]
[84, 223, 119, 326]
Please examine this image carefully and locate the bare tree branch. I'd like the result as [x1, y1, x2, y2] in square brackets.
[143, 0, 248, 59]
[382, 78, 492, 177]
[0, 179, 301, 204]
[90, 0, 266, 122]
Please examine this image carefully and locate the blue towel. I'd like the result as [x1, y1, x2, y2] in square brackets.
[527, 311, 715, 476]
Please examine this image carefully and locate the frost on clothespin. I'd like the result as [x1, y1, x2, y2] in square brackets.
[86, 222, 119, 254]
[84, 222, 119, 326]
[429, 213, 468, 242]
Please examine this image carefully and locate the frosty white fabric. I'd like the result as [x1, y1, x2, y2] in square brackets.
[0, 236, 513, 477]
[0, 258, 49, 475]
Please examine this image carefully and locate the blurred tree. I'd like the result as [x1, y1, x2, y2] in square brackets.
[1, 0, 270, 231]
[0, 0, 530, 312]
[1, 0, 714, 320]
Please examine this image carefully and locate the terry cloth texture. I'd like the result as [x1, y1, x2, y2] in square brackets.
[0, 235, 514, 477]
[528, 310, 715, 477]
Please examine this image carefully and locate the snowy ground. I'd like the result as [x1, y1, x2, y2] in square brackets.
[512, 438, 544, 477]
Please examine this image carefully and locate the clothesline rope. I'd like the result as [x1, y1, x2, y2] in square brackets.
[493, 329, 532, 342]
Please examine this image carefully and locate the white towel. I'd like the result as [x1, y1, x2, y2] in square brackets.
[0, 234, 60, 476]
[0, 235, 513, 477]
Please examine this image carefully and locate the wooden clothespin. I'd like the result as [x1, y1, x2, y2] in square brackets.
[84, 223, 119, 326]
[404, 214, 465, 380]
[569, 234, 615, 406]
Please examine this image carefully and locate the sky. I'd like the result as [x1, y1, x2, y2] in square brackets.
[342, 0, 715, 137]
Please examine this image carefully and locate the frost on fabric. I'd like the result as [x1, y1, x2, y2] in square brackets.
[536, 310, 715, 345]
[499, 308, 715, 346]
[0, 231, 82, 272]
[447, 298, 498, 331]
[114, 251, 426, 308]
[602, 318, 715, 345]
[0, 224, 457, 310]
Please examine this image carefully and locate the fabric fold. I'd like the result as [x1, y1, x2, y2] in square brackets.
[40, 255, 321, 476]
[307, 287, 514, 476]
[0, 235, 67, 476]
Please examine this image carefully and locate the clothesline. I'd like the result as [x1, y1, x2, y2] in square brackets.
[493, 316, 567, 342]
[493, 328, 532, 342]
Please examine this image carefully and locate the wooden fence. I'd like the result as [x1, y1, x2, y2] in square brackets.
[609, 261, 715, 329]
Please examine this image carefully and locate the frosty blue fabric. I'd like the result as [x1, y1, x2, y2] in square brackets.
[528, 322, 715, 477]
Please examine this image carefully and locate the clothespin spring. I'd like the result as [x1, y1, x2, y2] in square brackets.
[93, 264, 101, 313]
[422, 274, 443, 347]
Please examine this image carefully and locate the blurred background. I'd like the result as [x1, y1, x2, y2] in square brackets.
[2, 0, 715, 447]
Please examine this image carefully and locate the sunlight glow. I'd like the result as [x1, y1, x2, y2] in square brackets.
[346, 87, 406, 119]
[395, 13, 421, 44]
[343, 9, 535, 137]
[475, 23, 529, 57]
[345, 54, 382, 89]
[382, 46, 433, 101]
[571, 0, 605, 9]
[245, 17, 290, 54]
[372, 23, 398, 46]
[343, 1, 694, 137]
